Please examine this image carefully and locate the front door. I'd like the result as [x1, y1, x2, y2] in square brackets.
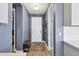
[31, 17, 42, 42]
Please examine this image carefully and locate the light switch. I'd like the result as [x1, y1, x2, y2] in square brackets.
[59, 32, 62, 36]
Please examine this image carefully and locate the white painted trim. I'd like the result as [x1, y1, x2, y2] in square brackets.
[43, 41, 51, 51]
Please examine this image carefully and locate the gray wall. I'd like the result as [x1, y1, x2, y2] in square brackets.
[15, 4, 30, 50]
[0, 3, 12, 52]
[44, 13, 48, 45]
[15, 5, 23, 50]
[42, 15, 45, 41]
[54, 3, 64, 56]
[64, 3, 71, 26]
[22, 5, 30, 43]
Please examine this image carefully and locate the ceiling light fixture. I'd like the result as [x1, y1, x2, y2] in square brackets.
[34, 4, 39, 10]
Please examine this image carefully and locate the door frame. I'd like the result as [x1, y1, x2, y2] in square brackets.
[12, 8, 16, 52]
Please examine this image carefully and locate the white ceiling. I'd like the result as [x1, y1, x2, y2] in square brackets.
[23, 3, 49, 14]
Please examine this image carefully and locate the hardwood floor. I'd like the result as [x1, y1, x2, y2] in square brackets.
[27, 42, 51, 56]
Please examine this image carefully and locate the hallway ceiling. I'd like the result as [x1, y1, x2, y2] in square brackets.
[23, 3, 49, 14]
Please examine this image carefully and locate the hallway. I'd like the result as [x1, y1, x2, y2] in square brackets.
[11, 3, 54, 56]
[27, 42, 51, 56]
[0, 3, 79, 56]
[0, 3, 64, 56]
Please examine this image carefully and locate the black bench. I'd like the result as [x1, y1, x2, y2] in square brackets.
[23, 40, 31, 52]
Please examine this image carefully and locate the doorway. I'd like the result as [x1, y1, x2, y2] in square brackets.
[31, 17, 42, 42]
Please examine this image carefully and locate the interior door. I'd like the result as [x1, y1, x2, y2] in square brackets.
[31, 17, 42, 42]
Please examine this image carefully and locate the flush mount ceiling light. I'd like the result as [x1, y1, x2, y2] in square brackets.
[33, 4, 39, 10]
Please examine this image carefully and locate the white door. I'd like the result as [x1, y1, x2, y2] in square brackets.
[31, 17, 42, 42]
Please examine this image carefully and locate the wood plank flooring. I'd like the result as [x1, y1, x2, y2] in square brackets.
[27, 42, 51, 56]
